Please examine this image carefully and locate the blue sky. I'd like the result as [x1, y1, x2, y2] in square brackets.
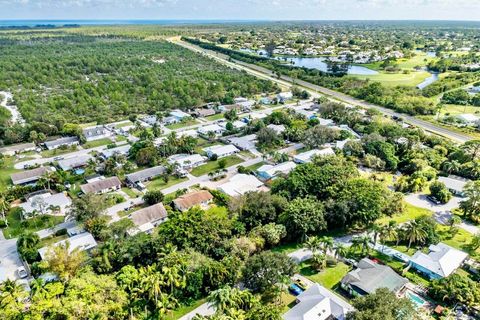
[0, 0, 479, 21]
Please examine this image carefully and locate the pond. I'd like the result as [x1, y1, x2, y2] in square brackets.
[276, 56, 379, 75]
[417, 72, 440, 90]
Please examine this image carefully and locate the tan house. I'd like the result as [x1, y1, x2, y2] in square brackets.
[80, 176, 121, 194]
[128, 203, 168, 235]
[173, 190, 213, 212]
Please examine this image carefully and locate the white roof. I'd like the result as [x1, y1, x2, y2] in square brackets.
[318, 118, 334, 126]
[335, 139, 355, 150]
[267, 124, 286, 134]
[294, 148, 335, 163]
[219, 120, 247, 129]
[170, 109, 190, 118]
[168, 153, 206, 166]
[257, 161, 296, 178]
[410, 242, 468, 278]
[278, 91, 293, 99]
[229, 134, 257, 150]
[457, 113, 479, 123]
[38, 232, 97, 260]
[197, 124, 224, 134]
[438, 176, 469, 193]
[203, 144, 239, 156]
[178, 129, 198, 138]
[283, 284, 354, 320]
[217, 174, 264, 197]
[101, 145, 131, 158]
[57, 154, 91, 171]
[20, 192, 71, 215]
[249, 112, 268, 120]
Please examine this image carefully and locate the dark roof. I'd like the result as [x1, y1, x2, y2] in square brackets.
[44, 136, 79, 149]
[173, 190, 213, 211]
[0, 142, 36, 154]
[125, 166, 165, 184]
[80, 176, 121, 194]
[11, 167, 51, 185]
[130, 203, 168, 226]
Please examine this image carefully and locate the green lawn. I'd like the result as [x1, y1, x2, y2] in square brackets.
[0, 156, 20, 192]
[38, 234, 69, 247]
[271, 242, 303, 255]
[166, 119, 198, 130]
[350, 70, 432, 87]
[121, 187, 140, 198]
[190, 156, 243, 177]
[299, 261, 351, 289]
[243, 161, 265, 172]
[170, 298, 206, 320]
[2, 209, 65, 239]
[115, 121, 133, 128]
[83, 138, 114, 149]
[437, 225, 479, 260]
[41, 146, 78, 158]
[438, 104, 480, 117]
[377, 203, 433, 225]
[115, 135, 128, 142]
[146, 176, 188, 191]
[205, 113, 224, 121]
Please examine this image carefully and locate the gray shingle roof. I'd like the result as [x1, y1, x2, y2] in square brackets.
[80, 176, 121, 194]
[130, 203, 168, 227]
[125, 166, 165, 184]
[44, 136, 79, 149]
[11, 167, 51, 185]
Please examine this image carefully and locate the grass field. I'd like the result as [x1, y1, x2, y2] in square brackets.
[166, 119, 198, 130]
[438, 104, 480, 117]
[299, 261, 351, 289]
[350, 70, 432, 87]
[83, 138, 114, 149]
[2, 209, 65, 239]
[170, 298, 206, 319]
[243, 161, 265, 172]
[121, 187, 140, 198]
[377, 203, 433, 225]
[146, 176, 188, 191]
[205, 113, 224, 121]
[41, 146, 78, 158]
[0, 156, 20, 192]
[190, 155, 243, 177]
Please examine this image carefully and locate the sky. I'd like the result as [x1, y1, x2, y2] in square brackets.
[0, 0, 480, 21]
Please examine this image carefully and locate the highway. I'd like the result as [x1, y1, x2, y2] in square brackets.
[171, 38, 472, 144]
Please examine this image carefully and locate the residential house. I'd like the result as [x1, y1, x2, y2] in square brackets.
[219, 120, 247, 130]
[80, 176, 121, 194]
[57, 155, 91, 171]
[11, 166, 53, 186]
[127, 203, 168, 236]
[141, 115, 158, 126]
[235, 99, 255, 111]
[341, 258, 409, 297]
[100, 145, 131, 159]
[257, 161, 297, 180]
[167, 154, 206, 170]
[229, 134, 257, 150]
[318, 118, 335, 126]
[82, 125, 110, 142]
[267, 124, 286, 134]
[197, 124, 225, 138]
[20, 191, 71, 218]
[217, 174, 264, 197]
[283, 283, 354, 320]
[438, 175, 470, 197]
[203, 144, 239, 159]
[243, 112, 267, 123]
[457, 114, 479, 126]
[195, 108, 216, 118]
[163, 109, 190, 125]
[125, 166, 165, 187]
[277, 91, 293, 102]
[44, 136, 79, 150]
[177, 129, 198, 138]
[173, 190, 213, 212]
[293, 148, 335, 164]
[259, 97, 271, 105]
[38, 232, 97, 260]
[409, 243, 469, 279]
[0, 142, 36, 156]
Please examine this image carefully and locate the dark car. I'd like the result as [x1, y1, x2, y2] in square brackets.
[427, 195, 441, 205]
[288, 283, 304, 296]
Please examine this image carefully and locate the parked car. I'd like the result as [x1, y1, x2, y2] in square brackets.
[53, 156, 64, 161]
[427, 195, 441, 205]
[17, 266, 28, 279]
[288, 283, 303, 296]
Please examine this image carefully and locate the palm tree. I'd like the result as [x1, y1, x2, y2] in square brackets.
[0, 195, 10, 226]
[207, 286, 243, 312]
[470, 233, 480, 250]
[140, 265, 165, 305]
[404, 221, 428, 249]
[334, 243, 348, 259]
[30, 278, 47, 300]
[319, 236, 334, 255]
[0, 279, 26, 311]
[368, 224, 382, 246]
[305, 236, 322, 254]
[358, 235, 371, 255]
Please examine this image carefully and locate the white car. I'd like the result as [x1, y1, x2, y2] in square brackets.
[17, 266, 28, 279]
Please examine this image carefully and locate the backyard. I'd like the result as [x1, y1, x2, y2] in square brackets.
[298, 260, 351, 289]
[190, 155, 243, 177]
[0, 156, 20, 192]
[2, 208, 65, 239]
[83, 137, 115, 149]
[146, 176, 188, 191]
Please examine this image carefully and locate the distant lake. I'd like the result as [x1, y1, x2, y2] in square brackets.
[277, 56, 379, 75]
[0, 19, 253, 27]
[417, 72, 440, 90]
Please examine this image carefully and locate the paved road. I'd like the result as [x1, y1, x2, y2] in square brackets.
[172, 38, 472, 144]
[179, 302, 215, 320]
[0, 91, 24, 125]
[0, 238, 24, 281]
[36, 220, 77, 239]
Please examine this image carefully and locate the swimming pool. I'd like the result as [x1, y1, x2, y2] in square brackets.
[407, 291, 427, 308]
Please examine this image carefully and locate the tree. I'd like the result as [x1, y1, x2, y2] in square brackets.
[44, 242, 87, 281]
[17, 232, 40, 262]
[250, 223, 286, 247]
[218, 158, 228, 169]
[347, 288, 416, 320]
[429, 180, 452, 203]
[0, 195, 11, 226]
[302, 125, 340, 149]
[0, 279, 27, 319]
[430, 273, 480, 307]
[143, 190, 165, 205]
[460, 180, 480, 218]
[256, 127, 281, 148]
[242, 251, 296, 299]
[232, 192, 286, 230]
[279, 196, 326, 241]
[207, 286, 257, 313]
[461, 140, 480, 160]
[403, 220, 428, 249]
[69, 193, 108, 222]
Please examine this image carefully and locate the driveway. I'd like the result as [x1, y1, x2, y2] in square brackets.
[36, 220, 77, 239]
[179, 302, 215, 320]
[0, 238, 24, 281]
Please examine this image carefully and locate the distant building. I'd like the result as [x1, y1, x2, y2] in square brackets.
[409, 243, 469, 279]
[164, 109, 190, 125]
[257, 161, 296, 180]
[125, 166, 165, 186]
[217, 174, 264, 197]
[44, 136, 79, 150]
[11, 166, 53, 186]
[229, 134, 257, 150]
[438, 175, 470, 197]
[341, 258, 408, 297]
[203, 144, 239, 159]
[127, 203, 168, 236]
[177, 129, 198, 138]
[277, 91, 293, 102]
[195, 108, 216, 117]
[141, 115, 158, 126]
[197, 124, 225, 137]
[293, 148, 335, 164]
[20, 191, 71, 217]
[173, 190, 214, 212]
[38, 232, 97, 260]
[80, 176, 121, 194]
[267, 124, 286, 134]
[167, 154, 206, 170]
[100, 145, 131, 159]
[457, 114, 480, 126]
[219, 120, 247, 130]
[0, 142, 36, 156]
[283, 283, 354, 320]
[82, 125, 110, 142]
[57, 155, 91, 171]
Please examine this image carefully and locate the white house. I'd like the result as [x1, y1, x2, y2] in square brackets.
[257, 161, 296, 180]
[217, 174, 264, 197]
[44, 136, 79, 150]
[178, 129, 198, 138]
[294, 148, 335, 164]
[38, 232, 97, 260]
[167, 153, 206, 170]
[409, 243, 469, 279]
[0, 142, 36, 156]
[457, 114, 479, 126]
[438, 175, 470, 197]
[170, 109, 190, 121]
[283, 283, 354, 320]
[203, 144, 239, 159]
[277, 91, 293, 102]
[229, 134, 257, 150]
[267, 124, 286, 134]
[82, 125, 111, 142]
[219, 120, 247, 130]
[100, 145, 131, 159]
[20, 192, 71, 217]
[197, 124, 225, 137]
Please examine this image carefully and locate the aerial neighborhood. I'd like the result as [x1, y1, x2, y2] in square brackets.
[0, 19, 480, 320]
